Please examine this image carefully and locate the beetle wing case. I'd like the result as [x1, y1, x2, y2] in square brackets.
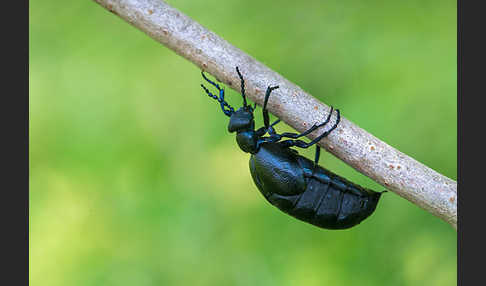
[249, 143, 307, 197]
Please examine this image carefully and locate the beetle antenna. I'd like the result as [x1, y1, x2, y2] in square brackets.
[235, 66, 248, 107]
[201, 83, 234, 117]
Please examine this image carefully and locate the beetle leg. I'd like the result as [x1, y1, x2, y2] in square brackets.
[263, 85, 280, 129]
[279, 139, 311, 148]
[311, 146, 321, 175]
[279, 109, 341, 149]
[266, 119, 281, 135]
[314, 146, 321, 165]
[257, 133, 282, 147]
[271, 119, 281, 127]
[256, 119, 281, 137]
[255, 126, 267, 136]
[306, 109, 340, 146]
[278, 107, 334, 139]
[256, 137, 271, 149]
[268, 119, 281, 133]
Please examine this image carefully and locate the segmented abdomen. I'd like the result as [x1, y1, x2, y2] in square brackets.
[249, 143, 383, 230]
[265, 169, 382, 230]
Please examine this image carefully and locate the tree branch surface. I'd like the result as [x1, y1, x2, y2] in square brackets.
[93, 0, 457, 230]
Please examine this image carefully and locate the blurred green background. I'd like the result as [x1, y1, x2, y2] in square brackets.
[29, 0, 457, 285]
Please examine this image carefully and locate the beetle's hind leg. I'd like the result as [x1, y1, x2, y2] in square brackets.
[278, 106, 335, 140]
[314, 145, 321, 165]
[279, 109, 341, 149]
[309, 145, 321, 176]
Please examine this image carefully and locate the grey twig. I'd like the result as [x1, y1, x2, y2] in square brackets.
[93, 0, 457, 230]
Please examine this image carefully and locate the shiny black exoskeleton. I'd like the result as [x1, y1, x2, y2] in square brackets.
[200, 67, 385, 230]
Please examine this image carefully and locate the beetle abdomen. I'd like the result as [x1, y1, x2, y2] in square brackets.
[266, 178, 381, 229]
[250, 143, 383, 230]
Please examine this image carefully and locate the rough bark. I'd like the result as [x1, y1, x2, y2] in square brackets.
[93, 0, 457, 230]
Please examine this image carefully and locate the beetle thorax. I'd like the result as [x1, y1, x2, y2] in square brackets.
[236, 130, 258, 154]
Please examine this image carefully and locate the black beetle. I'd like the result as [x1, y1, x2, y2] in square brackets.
[200, 67, 385, 230]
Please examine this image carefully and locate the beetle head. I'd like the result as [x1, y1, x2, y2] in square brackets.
[200, 67, 260, 154]
[228, 106, 254, 133]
